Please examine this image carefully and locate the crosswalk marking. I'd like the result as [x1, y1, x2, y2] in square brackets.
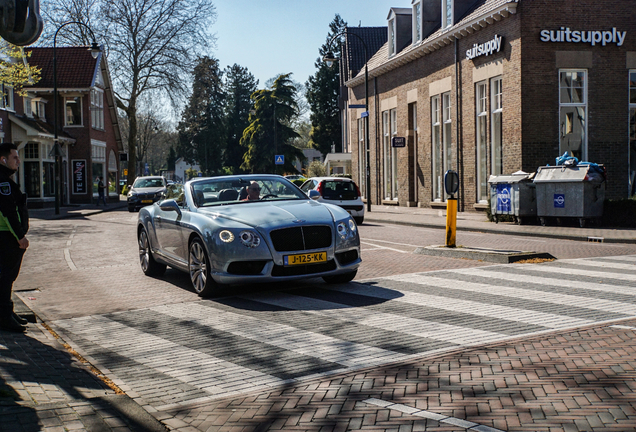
[246, 292, 506, 345]
[332, 283, 593, 328]
[451, 267, 636, 297]
[50, 254, 636, 409]
[385, 274, 636, 316]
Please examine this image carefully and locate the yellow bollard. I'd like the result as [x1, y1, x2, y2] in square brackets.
[445, 197, 457, 247]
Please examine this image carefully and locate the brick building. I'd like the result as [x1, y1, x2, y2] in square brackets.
[343, 0, 636, 212]
[1, 46, 122, 208]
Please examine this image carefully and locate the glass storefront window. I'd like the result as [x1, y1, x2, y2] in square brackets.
[559, 69, 587, 161]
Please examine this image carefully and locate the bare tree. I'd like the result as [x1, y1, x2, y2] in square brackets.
[41, 0, 217, 183]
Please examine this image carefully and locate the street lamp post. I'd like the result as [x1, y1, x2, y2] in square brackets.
[53, 22, 100, 214]
[323, 31, 371, 213]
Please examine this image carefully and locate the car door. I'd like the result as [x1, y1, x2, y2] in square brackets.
[153, 185, 186, 263]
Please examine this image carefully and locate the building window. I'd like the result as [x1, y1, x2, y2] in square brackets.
[65, 96, 82, 126]
[35, 101, 46, 119]
[491, 77, 503, 176]
[382, 109, 398, 200]
[358, 117, 366, 198]
[629, 70, 636, 197]
[24, 96, 33, 116]
[388, 18, 396, 57]
[559, 69, 587, 161]
[476, 81, 488, 203]
[23, 161, 40, 198]
[24, 142, 39, 159]
[1, 84, 14, 110]
[412, 0, 421, 43]
[91, 89, 104, 130]
[432, 92, 452, 201]
[443, 0, 453, 28]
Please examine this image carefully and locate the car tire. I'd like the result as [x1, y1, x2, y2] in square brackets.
[138, 228, 167, 277]
[354, 216, 364, 225]
[189, 237, 217, 298]
[323, 270, 357, 284]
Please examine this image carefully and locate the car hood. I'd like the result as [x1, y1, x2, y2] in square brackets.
[198, 200, 347, 229]
[131, 187, 164, 194]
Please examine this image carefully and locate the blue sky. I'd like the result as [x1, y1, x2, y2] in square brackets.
[212, 0, 399, 88]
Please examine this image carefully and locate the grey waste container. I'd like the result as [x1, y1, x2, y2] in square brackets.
[533, 165, 605, 228]
[488, 173, 536, 224]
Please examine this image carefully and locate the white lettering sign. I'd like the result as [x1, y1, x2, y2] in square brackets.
[540, 27, 626, 47]
[466, 35, 503, 60]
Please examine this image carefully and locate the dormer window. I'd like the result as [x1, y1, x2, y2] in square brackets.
[412, 0, 422, 43]
[388, 17, 396, 57]
[443, 0, 453, 28]
[34, 99, 46, 120]
[24, 96, 33, 116]
[1, 84, 14, 110]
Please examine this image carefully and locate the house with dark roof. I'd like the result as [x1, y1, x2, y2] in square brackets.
[1, 45, 123, 208]
[344, 0, 636, 213]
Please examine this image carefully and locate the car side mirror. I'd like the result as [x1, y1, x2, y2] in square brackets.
[308, 190, 321, 200]
[159, 199, 182, 215]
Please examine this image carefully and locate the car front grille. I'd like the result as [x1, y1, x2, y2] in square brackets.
[269, 226, 332, 252]
[271, 260, 337, 277]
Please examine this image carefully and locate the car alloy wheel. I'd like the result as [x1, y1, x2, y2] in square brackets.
[138, 228, 166, 276]
[189, 237, 216, 297]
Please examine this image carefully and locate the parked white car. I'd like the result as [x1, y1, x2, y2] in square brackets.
[300, 177, 365, 225]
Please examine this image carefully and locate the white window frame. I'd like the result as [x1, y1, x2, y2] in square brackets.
[390, 108, 398, 200]
[24, 96, 33, 117]
[65, 96, 83, 126]
[559, 69, 587, 161]
[476, 81, 488, 203]
[91, 88, 104, 130]
[1, 84, 14, 110]
[490, 76, 503, 176]
[442, 0, 453, 28]
[358, 117, 366, 199]
[629, 70, 636, 197]
[431, 92, 452, 202]
[388, 18, 396, 57]
[412, 0, 422, 43]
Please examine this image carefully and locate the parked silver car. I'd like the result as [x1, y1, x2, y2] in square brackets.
[137, 175, 361, 297]
[300, 177, 365, 225]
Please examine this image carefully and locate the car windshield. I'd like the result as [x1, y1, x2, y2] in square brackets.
[191, 176, 307, 207]
[133, 178, 164, 188]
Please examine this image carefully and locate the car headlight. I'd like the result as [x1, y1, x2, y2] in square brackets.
[219, 230, 234, 243]
[127, 191, 135, 197]
[337, 218, 357, 239]
[239, 231, 261, 248]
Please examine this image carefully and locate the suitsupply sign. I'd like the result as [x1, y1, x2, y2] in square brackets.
[540, 27, 627, 47]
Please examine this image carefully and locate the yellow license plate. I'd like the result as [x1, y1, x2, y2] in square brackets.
[141, 199, 153, 203]
[284, 252, 327, 266]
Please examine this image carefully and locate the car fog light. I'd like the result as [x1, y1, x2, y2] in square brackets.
[239, 231, 260, 248]
[219, 230, 234, 243]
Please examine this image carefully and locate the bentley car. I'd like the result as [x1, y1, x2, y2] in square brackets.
[137, 175, 361, 297]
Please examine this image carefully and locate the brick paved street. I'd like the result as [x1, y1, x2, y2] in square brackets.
[2, 204, 636, 431]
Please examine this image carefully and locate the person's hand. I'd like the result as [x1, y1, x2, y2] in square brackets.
[18, 236, 29, 250]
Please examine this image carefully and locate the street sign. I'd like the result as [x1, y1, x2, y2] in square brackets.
[361, 111, 369, 118]
[391, 137, 406, 148]
[349, 104, 366, 109]
[123, 169, 128, 176]
[72, 160, 87, 194]
[275, 155, 285, 165]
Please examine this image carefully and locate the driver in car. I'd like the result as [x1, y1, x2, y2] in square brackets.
[242, 182, 260, 201]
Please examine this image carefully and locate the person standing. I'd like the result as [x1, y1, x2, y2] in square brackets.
[97, 176, 107, 206]
[0, 143, 29, 332]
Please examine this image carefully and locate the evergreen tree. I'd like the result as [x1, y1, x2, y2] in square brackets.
[177, 56, 226, 175]
[167, 146, 177, 171]
[224, 64, 258, 174]
[240, 74, 304, 174]
[305, 14, 347, 156]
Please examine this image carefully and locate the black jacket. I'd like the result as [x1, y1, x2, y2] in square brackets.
[0, 164, 28, 240]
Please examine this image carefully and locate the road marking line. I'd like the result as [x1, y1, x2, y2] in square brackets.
[64, 249, 77, 271]
[362, 238, 423, 248]
[610, 325, 636, 331]
[360, 241, 409, 253]
[363, 398, 504, 432]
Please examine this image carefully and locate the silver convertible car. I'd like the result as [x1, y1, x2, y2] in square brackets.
[137, 175, 361, 297]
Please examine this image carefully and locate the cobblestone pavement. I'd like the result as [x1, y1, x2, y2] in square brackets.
[2, 202, 636, 431]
